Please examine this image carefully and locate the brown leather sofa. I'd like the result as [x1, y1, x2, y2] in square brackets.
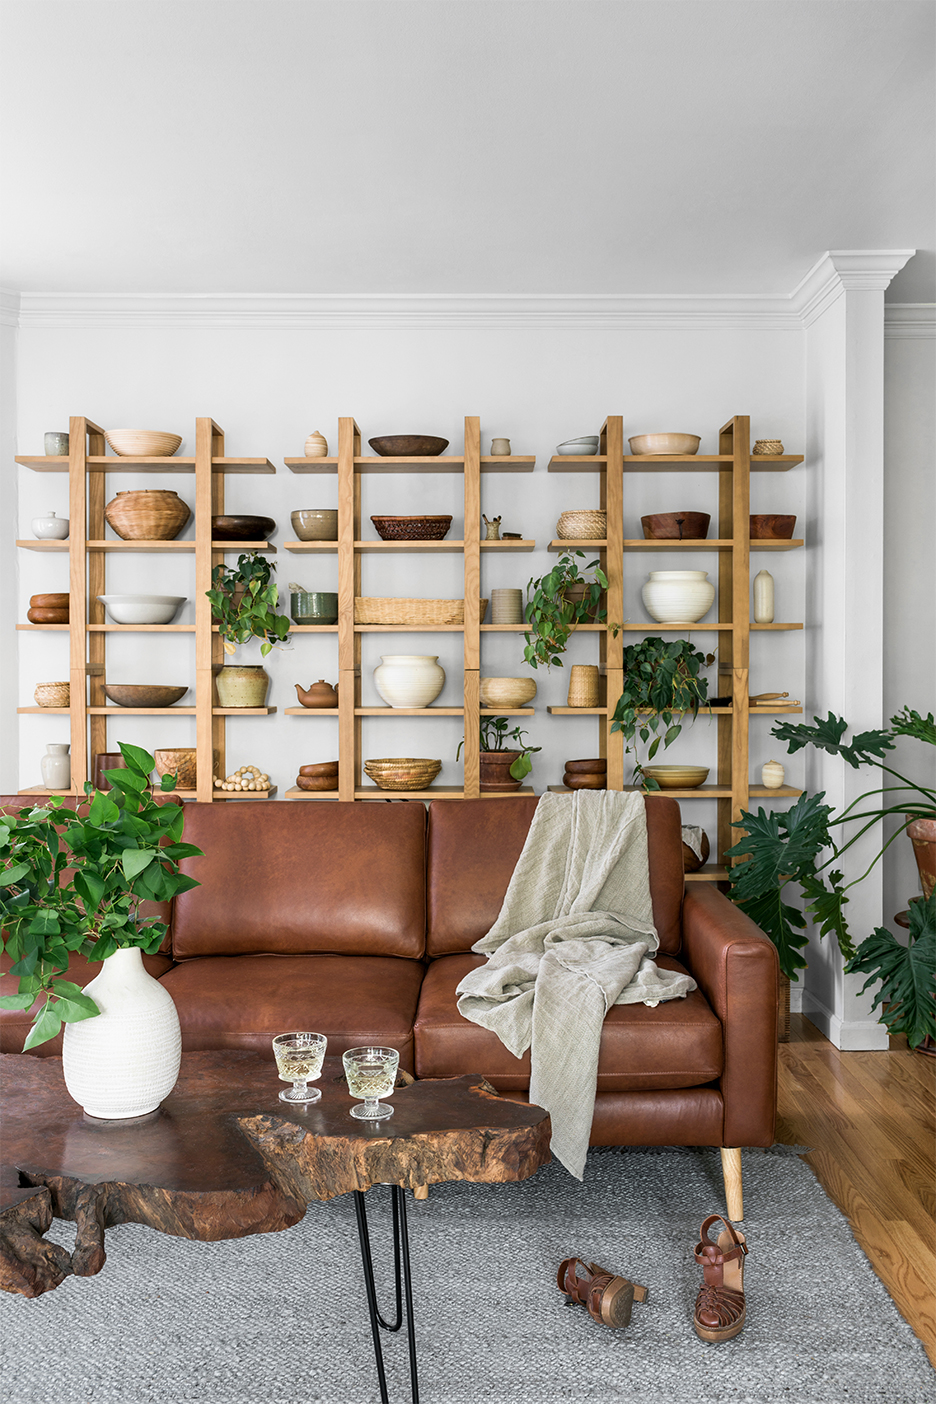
[1, 794, 779, 1210]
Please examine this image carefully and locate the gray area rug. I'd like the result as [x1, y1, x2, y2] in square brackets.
[2, 1146, 933, 1404]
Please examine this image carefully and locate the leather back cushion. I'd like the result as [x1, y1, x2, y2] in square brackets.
[426, 795, 683, 957]
[172, 801, 427, 959]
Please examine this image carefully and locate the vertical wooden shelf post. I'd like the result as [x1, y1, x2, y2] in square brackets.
[462, 416, 481, 797]
[601, 415, 625, 791]
[67, 417, 95, 793]
[337, 418, 361, 801]
[195, 418, 224, 802]
[716, 415, 751, 861]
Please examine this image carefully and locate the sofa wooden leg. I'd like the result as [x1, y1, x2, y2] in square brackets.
[720, 1148, 743, 1221]
[413, 1185, 429, 1201]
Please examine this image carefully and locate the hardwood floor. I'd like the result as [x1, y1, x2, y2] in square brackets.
[776, 1013, 936, 1366]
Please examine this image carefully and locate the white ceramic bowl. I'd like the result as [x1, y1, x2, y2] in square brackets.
[556, 437, 600, 456]
[97, 594, 187, 625]
[641, 570, 714, 625]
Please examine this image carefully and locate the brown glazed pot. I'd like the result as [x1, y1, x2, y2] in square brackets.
[681, 830, 711, 873]
[907, 817, 936, 899]
[563, 772, 606, 790]
[564, 758, 607, 774]
[479, 751, 523, 792]
[93, 752, 129, 792]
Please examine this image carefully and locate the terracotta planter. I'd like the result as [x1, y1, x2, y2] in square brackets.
[479, 750, 523, 792]
[907, 817, 936, 899]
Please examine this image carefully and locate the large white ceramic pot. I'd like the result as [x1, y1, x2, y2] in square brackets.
[373, 655, 445, 708]
[62, 947, 181, 1119]
[641, 570, 715, 625]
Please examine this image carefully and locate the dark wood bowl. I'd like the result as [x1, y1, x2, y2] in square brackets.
[564, 758, 608, 773]
[563, 772, 607, 790]
[299, 761, 339, 777]
[29, 593, 70, 609]
[749, 514, 796, 539]
[641, 512, 710, 540]
[27, 607, 69, 624]
[104, 684, 188, 708]
[295, 773, 339, 791]
[211, 515, 276, 541]
[368, 435, 449, 457]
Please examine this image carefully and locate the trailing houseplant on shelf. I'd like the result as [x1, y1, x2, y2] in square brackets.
[522, 551, 610, 670]
[610, 636, 715, 789]
[457, 717, 541, 792]
[0, 743, 204, 1115]
[207, 551, 291, 657]
[725, 708, 936, 1048]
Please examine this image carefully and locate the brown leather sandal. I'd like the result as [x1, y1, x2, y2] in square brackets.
[557, 1257, 648, 1328]
[692, 1215, 749, 1343]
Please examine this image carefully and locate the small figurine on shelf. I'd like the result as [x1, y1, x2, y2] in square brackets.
[214, 765, 271, 793]
[482, 514, 502, 541]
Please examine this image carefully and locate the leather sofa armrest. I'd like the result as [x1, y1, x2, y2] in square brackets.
[681, 884, 779, 1148]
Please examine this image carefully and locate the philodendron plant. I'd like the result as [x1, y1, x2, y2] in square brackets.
[523, 551, 610, 670]
[0, 744, 203, 1049]
[457, 718, 542, 782]
[207, 550, 291, 656]
[610, 636, 715, 789]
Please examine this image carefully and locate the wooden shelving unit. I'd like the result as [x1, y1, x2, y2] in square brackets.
[16, 416, 276, 803]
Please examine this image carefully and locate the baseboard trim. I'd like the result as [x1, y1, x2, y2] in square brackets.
[802, 990, 889, 1051]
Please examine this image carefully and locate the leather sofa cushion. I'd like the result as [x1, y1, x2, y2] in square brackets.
[159, 953, 424, 1072]
[171, 801, 427, 959]
[414, 952, 722, 1092]
[426, 795, 684, 957]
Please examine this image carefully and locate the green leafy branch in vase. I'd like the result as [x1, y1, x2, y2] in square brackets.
[207, 550, 291, 657]
[0, 744, 203, 1049]
[610, 637, 715, 789]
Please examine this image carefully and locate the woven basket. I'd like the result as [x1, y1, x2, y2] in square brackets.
[364, 758, 442, 791]
[556, 510, 607, 540]
[34, 681, 70, 708]
[752, 439, 784, 455]
[105, 490, 191, 541]
[370, 515, 452, 541]
[355, 598, 488, 626]
[566, 664, 600, 707]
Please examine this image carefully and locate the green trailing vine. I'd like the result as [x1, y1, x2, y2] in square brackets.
[207, 551, 291, 656]
[610, 636, 714, 788]
[522, 552, 610, 670]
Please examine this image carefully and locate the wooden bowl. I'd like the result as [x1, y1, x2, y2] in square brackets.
[629, 433, 701, 457]
[154, 748, 197, 788]
[104, 430, 183, 457]
[642, 765, 709, 790]
[211, 515, 276, 541]
[750, 514, 796, 539]
[299, 761, 339, 777]
[368, 436, 449, 457]
[29, 593, 69, 609]
[371, 515, 453, 541]
[27, 608, 69, 624]
[641, 512, 710, 540]
[104, 684, 188, 708]
[563, 772, 607, 790]
[295, 774, 339, 791]
[479, 677, 537, 708]
[564, 758, 607, 774]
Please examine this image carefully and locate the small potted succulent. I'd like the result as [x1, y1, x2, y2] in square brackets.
[458, 718, 541, 792]
[610, 636, 715, 788]
[522, 551, 610, 670]
[207, 551, 291, 707]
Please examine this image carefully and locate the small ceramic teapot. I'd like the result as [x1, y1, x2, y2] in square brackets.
[295, 680, 338, 709]
[482, 514, 502, 541]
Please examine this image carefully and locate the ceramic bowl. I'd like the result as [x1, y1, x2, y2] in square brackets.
[104, 430, 183, 457]
[299, 761, 339, 777]
[479, 676, 537, 708]
[628, 433, 701, 457]
[564, 758, 607, 774]
[212, 515, 277, 541]
[367, 436, 449, 457]
[97, 594, 187, 625]
[642, 765, 710, 790]
[290, 591, 338, 625]
[291, 509, 338, 542]
[104, 684, 188, 708]
[556, 437, 599, 456]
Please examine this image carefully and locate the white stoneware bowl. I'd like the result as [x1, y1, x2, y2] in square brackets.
[641, 570, 714, 625]
[97, 594, 187, 625]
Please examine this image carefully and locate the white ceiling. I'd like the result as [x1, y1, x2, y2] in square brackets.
[2, 0, 933, 300]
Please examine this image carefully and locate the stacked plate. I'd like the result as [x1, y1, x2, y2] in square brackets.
[556, 436, 599, 457]
[364, 757, 442, 791]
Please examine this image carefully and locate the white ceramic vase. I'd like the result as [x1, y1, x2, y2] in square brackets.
[642, 570, 715, 625]
[753, 569, 775, 624]
[32, 510, 70, 540]
[40, 743, 70, 789]
[62, 947, 181, 1119]
[373, 655, 445, 708]
[761, 759, 786, 789]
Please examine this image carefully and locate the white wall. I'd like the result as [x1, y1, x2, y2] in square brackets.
[0, 309, 17, 791]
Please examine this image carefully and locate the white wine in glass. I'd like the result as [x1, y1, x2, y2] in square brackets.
[342, 1046, 399, 1120]
[272, 1032, 327, 1104]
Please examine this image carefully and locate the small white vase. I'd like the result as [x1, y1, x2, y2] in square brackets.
[761, 760, 786, 789]
[490, 438, 511, 456]
[62, 947, 181, 1119]
[40, 743, 70, 789]
[753, 569, 775, 624]
[32, 510, 70, 540]
[642, 570, 715, 625]
[304, 430, 329, 457]
[373, 654, 445, 708]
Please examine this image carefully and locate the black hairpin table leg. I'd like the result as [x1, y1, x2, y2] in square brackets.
[353, 1187, 419, 1404]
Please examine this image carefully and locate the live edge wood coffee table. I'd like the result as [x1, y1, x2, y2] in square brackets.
[0, 1051, 551, 1403]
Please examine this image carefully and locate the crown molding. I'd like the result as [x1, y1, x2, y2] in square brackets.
[5, 253, 918, 332]
[883, 303, 936, 339]
[0, 288, 21, 329]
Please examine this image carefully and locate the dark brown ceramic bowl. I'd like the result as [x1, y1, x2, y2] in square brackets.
[749, 514, 796, 539]
[27, 608, 69, 624]
[30, 593, 70, 609]
[368, 435, 449, 457]
[299, 760, 339, 777]
[563, 772, 607, 790]
[104, 684, 188, 708]
[564, 758, 608, 774]
[641, 512, 710, 540]
[295, 773, 339, 791]
[211, 515, 277, 541]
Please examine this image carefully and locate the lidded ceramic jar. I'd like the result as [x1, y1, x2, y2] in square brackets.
[215, 665, 270, 708]
[373, 655, 445, 709]
[40, 743, 71, 790]
[761, 760, 786, 789]
[641, 570, 715, 625]
[31, 510, 70, 540]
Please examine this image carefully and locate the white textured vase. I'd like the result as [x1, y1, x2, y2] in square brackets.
[373, 654, 445, 708]
[40, 743, 71, 789]
[753, 569, 775, 624]
[642, 570, 715, 625]
[62, 947, 181, 1119]
[761, 760, 786, 789]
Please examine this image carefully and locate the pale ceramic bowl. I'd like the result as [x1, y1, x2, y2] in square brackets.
[628, 433, 701, 456]
[291, 509, 338, 541]
[479, 676, 537, 708]
[643, 765, 710, 790]
[556, 437, 600, 456]
[97, 593, 187, 625]
[104, 430, 183, 457]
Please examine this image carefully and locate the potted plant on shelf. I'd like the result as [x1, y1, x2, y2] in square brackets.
[522, 551, 610, 670]
[458, 718, 541, 792]
[610, 636, 715, 789]
[0, 743, 204, 1115]
[725, 708, 936, 1050]
[207, 551, 291, 707]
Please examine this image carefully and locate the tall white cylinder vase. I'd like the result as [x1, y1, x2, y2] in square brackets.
[373, 655, 445, 708]
[62, 947, 181, 1118]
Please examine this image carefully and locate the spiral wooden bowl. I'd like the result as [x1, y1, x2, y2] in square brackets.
[104, 430, 183, 457]
[564, 758, 607, 774]
[563, 772, 607, 790]
[295, 773, 339, 791]
[299, 761, 339, 777]
[27, 608, 69, 624]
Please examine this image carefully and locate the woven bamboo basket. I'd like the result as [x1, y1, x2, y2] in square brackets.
[752, 439, 784, 456]
[105, 490, 191, 541]
[364, 758, 442, 791]
[556, 510, 607, 540]
[566, 664, 600, 707]
[355, 598, 488, 626]
[34, 681, 70, 707]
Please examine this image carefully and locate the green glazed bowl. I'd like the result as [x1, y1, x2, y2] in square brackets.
[291, 591, 338, 625]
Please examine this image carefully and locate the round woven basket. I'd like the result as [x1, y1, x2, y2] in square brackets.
[364, 758, 442, 791]
[355, 598, 488, 626]
[34, 681, 70, 707]
[556, 510, 607, 540]
[105, 490, 191, 541]
[370, 515, 452, 541]
[752, 439, 784, 455]
[566, 664, 600, 707]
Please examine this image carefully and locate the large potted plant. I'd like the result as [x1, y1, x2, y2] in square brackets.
[725, 708, 936, 1049]
[0, 743, 203, 1115]
[207, 550, 291, 706]
[610, 636, 715, 788]
[458, 718, 541, 792]
[522, 551, 610, 670]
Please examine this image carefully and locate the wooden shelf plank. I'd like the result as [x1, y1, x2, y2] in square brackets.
[621, 538, 803, 552]
[86, 706, 198, 715]
[751, 622, 804, 630]
[67, 539, 275, 553]
[617, 622, 734, 631]
[16, 457, 275, 474]
[16, 623, 71, 631]
[354, 624, 466, 632]
[16, 786, 76, 796]
[17, 707, 70, 714]
[88, 623, 196, 632]
[749, 785, 804, 797]
[481, 622, 605, 632]
[284, 707, 340, 715]
[479, 456, 536, 472]
[354, 707, 465, 716]
[284, 624, 340, 632]
[284, 541, 338, 551]
[284, 786, 342, 798]
[211, 786, 278, 799]
[547, 706, 609, 715]
[479, 708, 535, 716]
[549, 539, 607, 552]
[285, 457, 338, 473]
[352, 785, 536, 800]
[352, 457, 464, 471]
[685, 866, 731, 882]
[547, 456, 608, 470]
[15, 539, 70, 552]
[212, 707, 277, 716]
[480, 539, 536, 551]
[355, 540, 466, 553]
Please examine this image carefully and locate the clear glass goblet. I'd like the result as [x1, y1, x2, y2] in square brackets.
[272, 1032, 327, 1104]
[342, 1046, 399, 1120]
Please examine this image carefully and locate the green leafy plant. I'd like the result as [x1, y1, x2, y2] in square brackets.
[523, 552, 610, 670]
[610, 637, 715, 789]
[726, 709, 936, 1046]
[457, 718, 542, 782]
[207, 550, 290, 656]
[0, 744, 203, 1050]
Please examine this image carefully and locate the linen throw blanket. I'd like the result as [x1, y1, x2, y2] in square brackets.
[456, 790, 696, 1178]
